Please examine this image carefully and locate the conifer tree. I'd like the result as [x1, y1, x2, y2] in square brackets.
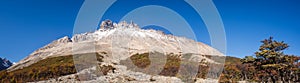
[242, 37, 300, 82]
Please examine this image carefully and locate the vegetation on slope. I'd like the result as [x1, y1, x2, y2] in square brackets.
[121, 52, 223, 82]
[0, 52, 104, 83]
[0, 55, 76, 83]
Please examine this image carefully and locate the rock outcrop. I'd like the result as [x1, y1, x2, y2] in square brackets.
[0, 57, 13, 71]
[100, 20, 115, 30]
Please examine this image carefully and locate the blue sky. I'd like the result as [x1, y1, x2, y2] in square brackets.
[0, 0, 299, 62]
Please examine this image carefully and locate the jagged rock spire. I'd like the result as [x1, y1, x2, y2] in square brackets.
[100, 20, 140, 30]
[100, 19, 114, 30]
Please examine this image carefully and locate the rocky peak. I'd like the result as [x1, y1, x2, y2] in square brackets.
[0, 57, 13, 71]
[118, 20, 139, 28]
[119, 21, 128, 27]
[129, 20, 139, 28]
[100, 19, 115, 30]
[100, 20, 139, 30]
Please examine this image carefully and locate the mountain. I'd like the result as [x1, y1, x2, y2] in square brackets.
[4, 20, 225, 83]
[0, 57, 13, 71]
[9, 20, 224, 71]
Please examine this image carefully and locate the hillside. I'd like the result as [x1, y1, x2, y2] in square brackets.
[0, 52, 239, 82]
[224, 56, 241, 64]
[0, 55, 76, 82]
[0, 52, 106, 82]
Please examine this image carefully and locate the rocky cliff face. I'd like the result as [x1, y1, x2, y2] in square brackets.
[0, 57, 13, 71]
